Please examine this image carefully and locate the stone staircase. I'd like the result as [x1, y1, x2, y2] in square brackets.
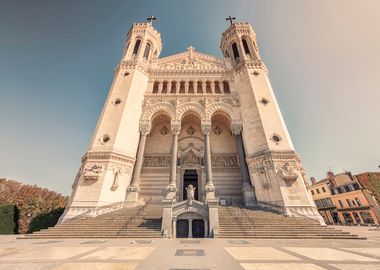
[23, 203, 162, 239]
[218, 205, 363, 239]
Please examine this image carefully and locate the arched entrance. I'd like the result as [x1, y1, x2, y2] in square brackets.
[175, 215, 207, 238]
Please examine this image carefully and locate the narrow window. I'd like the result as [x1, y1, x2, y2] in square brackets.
[152, 82, 159, 93]
[222, 81, 230, 93]
[132, 39, 141, 55]
[143, 43, 151, 59]
[338, 200, 344, 208]
[232, 42, 239, 61]
[242, 39, 250, 55]
[311, 190, 314, 195]
[322, 187, 326, 192]
[346, 199, 352, 207]
[316, 188, 320, 194]
[355, 198, 362, 206]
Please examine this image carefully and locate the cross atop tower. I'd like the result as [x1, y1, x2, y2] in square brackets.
[225, 16, 236, 26]
[147, 15, 156, 24]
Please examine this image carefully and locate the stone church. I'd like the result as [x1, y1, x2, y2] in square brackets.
[57, 19, 326, 238]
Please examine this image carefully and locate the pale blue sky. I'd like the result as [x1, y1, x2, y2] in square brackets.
[0, 0, 379, 195]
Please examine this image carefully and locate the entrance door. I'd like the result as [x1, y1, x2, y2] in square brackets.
[176, 219, 189, 238]
[192, 219, 205, 238]
[183, 170, 198, 200]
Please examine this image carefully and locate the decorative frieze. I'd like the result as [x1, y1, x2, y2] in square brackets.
[143, 156, 171, 167]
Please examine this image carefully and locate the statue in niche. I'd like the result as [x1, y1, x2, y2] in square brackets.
[185, 184, 196, 204]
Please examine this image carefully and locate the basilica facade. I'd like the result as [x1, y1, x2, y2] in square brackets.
[59, 20, 324, 237]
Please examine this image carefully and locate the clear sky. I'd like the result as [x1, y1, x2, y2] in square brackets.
[0, 0, 379, 195]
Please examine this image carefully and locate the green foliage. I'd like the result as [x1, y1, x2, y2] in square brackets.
[0, 204, 18, 234]
[28, 207, 65, 233]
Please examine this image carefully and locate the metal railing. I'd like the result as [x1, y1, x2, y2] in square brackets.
[117, 198, 153, 235]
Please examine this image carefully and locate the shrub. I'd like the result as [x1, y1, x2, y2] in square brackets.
[28, 207, 65, 233]
[0, 204, 18, 234]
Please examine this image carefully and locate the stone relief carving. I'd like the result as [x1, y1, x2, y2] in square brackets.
[211, 155, 238, 167]
[180, 150, 203, 166]
[160, 126, 169, 136]
[212, 126, 222, 135]
[143, 156, 171, 167]
[276, 162, 299, 182]
[83, 164, 103, 181]
[186, 126, 196, 136]
[110, 166, 122, 191]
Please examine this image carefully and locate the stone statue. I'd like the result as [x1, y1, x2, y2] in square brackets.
[185, 184, 196, 202]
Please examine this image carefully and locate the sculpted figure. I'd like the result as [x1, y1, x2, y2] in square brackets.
[185, 184, 196, 201]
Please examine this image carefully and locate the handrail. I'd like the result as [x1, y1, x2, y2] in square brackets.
[231, 199, 256, 236]
[117, 198, 153, 235]
[63, 201, 124, 224]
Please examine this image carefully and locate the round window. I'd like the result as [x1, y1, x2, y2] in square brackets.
[271, 134, 282, 144]
[113, 98, 122, 105]
[100, 135, 110, 144]
[260, 98, 269, 105]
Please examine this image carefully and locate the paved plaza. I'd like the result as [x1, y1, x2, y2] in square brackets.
[0, 227, 379, 270]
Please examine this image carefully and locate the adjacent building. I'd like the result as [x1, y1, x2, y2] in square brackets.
[310, 172, 380, 226]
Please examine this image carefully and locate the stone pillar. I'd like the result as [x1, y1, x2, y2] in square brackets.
[125, 126, 150, 205]
[232, 124, 257, 207]
[185, 80, 189, 94]
[210, 81, 215, 94]
[172, 218, 177, 238]
[202, 124, 215, 201]
[176, 82, 180, 95]
[204, 220, 208, 238]
[168, 81, 172, 94]
[201, 81, 206, 94]
[158, 81, 163, 93]
[165, 124, 180, 200]
[188, 218, 193, 238]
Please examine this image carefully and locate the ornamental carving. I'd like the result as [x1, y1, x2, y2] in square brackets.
[186, 126, 196, 136]
[143, 156, 171, 167]
[160, 126, 169, 135]
[211, 155, 238, 167]
[276, 162, 299, 182]
[83, 164, 103, 181]
[212, 126, 222, 135]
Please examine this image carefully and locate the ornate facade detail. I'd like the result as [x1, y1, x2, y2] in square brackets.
[172, 200, 208, 219]
[110, 166, 122, 191]
[276, 162, 299, 183]
[160, 126, 169, 135]
[211, 155, 239, 168]
[143, 156, 171, 167]
[83, 164, 103, 181]
[82, 151, 135, 166]
[186, 126, 196, 136]
[212, 125, 222, 135]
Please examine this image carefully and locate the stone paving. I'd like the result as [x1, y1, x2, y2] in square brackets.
[0, 226, 379, 270]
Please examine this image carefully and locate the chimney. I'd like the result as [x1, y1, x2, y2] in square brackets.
[327, 171, 337, 187]
[310, 177, 316, 185]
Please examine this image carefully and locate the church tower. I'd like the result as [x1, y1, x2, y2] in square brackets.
[220, 21, 323, 223]
[60, 21, 162, 222]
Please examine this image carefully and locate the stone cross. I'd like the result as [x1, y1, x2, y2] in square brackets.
[147, 15, 156, 24]
[226, 16, 236, 26]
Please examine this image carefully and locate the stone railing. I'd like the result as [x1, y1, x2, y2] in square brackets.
[62, 201, 124, 224]
[257, 200, 321, 224]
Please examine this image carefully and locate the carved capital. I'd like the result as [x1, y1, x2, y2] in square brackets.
[231, 123, 243, 135]
[171, 124, 181, 135]
[201, 124, 212, 135]
[139, 124, 151, 135]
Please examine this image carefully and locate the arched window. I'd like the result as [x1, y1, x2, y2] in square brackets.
[214, 81, 221, 94]
[206, 81, 212, 94]
[133, 39, 141, 55]
[222, 81, 230, 93]
[242, 39, 250, 55]
[197, 81, 203, 94]
[143, 43, 151, 60]
[179, 81, 186, 93]
[188, 82, 194, 94]
[225, 50, 229, 58]
[152, 82, 159, 93]
[232, 42, 239, 61]
[170, 81, 177, 94]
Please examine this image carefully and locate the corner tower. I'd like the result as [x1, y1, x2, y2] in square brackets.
[60, 21, 162, 222]
[221, 21, 324, 223]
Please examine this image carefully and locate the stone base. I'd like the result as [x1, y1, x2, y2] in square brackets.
[242, 183, 257, 207]
[124, 185, 140, 205]
[165, 184, 177, 201]
[205, 183, 216, 202]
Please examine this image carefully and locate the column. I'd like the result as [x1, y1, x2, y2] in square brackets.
[158, 81, 163, 94]
[126, 126, 150, 203]
[202, 124, 215, 201]
[201, 81, 206, 94]
[166, 124, 180, 200]
[185, 80, 189, 94]
[176, 81, 180, 95]
[172, 219, 177, 238]
[210, 81, 215, 94]
[170, 125, 180, 185]
[232, 125, 257, 206]
[204, 220, 208, 238]
[168, 81, 172, 94]
[188, 218, 193, 238]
